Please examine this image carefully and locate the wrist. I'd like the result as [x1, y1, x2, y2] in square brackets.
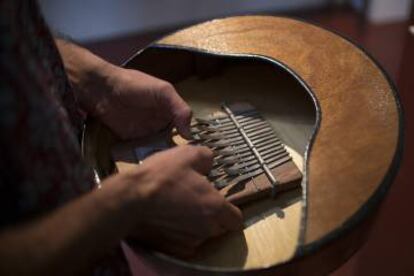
[55, 38, 117, 115]
[75, 60, 117, 116]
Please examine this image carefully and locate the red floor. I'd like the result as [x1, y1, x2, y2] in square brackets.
[86, 8, 414, 275]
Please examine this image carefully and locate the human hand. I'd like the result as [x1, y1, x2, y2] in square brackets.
[56, 39, 191, 139]
[118, 145, 243, 257]
[90, 65, 192, 139]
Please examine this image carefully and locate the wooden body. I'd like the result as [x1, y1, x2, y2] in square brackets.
[82, 16, 403, 274]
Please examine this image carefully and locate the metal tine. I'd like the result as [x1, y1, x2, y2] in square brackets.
[209, 126, 271, 140]
[267, 155, 292, 169]
[229, 155, 291, 185]
[195, 123, 271, 142]
[215, 138, 281, 157]
[214, 147, 236, 157]
[216, 117, 266, 133]
[225, 149, 288, 173]
[254, 140, 283, 153]
[191, 126, 225, 141]
[258, 145, 286, 157]
[211, 147, 287, 178]
[191, 112, 257, 127]
[216, 174, 241, 188]
[191, 126, 216, 134]
[226, 127, 274, 143]
[194, 125, 221, 133]
[214, 179, 228, 189]
[227, 154, 292, 182]
[199, 116, 262, 134]
[204, 139, 231, 148]
[225, 151, 289, 176]
[214, 145, 246, 157]
[215, 109, 260, 122]
[207, 137, 246, 148]
[251, 134, 280, 146]
[221, 124, 272, 140]
[243, 120, 270, 131]
[205, 129, 276, 148]
[213, 175, 239, 189]
[215, 155, 238, 166]
[240, 147, 286, 166]
[232, 145, 286, 166]
[242, 127, 273, 139]
[228, 118, 269, 132]
[201, 115, 267, 136]
[212, 144, 282, 171]
[217, 113, 262, 126]
[204, 137, 239, 148]
[193, 118, 215, 126]
[234, 140, 282, 157]
[214, 150, 271, 169]
[217, 144, 284, 166]
[213, 128, 275, 146]
[192, 109, 262, 130]
[209, 168, 224, 178]
[201, 112, 262, 129]
[197, 132, 223, 140]
[190, 123, 220, 139]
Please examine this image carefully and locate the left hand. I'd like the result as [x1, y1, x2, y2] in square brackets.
[85, 65, 192, 140]
[55, 39, 191, 140]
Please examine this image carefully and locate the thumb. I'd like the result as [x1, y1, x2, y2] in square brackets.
[173, 105, 192, 139]
[160, 82, 192, 139]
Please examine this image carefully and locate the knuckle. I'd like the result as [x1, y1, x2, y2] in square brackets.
[177, 105, 192, 119]
[177, 144, 195, 158]
[194, 146, 214, 162]
[202, 197, 225, 220]
[181, 145, 203, 160]
[158, 81, 175, 93]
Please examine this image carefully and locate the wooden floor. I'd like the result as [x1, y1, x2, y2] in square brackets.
[85, 7, 414, 276]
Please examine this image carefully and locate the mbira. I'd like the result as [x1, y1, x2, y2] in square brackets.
[82, 16, 403, 275]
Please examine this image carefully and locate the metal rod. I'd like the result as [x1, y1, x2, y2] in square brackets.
[222, 103, 279, 196]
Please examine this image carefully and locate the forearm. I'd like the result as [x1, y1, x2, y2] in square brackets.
[55, 38, 115, 115]
[0, 174, 141, 276]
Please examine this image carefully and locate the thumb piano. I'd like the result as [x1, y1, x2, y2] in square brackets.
[82, 16, 403, 275]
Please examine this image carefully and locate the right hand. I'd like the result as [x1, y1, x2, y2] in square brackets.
[122, 145, 243, 257]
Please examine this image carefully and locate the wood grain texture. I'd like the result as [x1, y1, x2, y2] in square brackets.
[85, 59, 314, 269]
[157, 16, 400, 245]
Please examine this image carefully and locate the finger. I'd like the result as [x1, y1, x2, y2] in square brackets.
[184, 146, 214, 175]
[173, 105, 192, 139]
[160, 83, 192, 139]
[217, 202, 244, 232]
[206, 222, 226, 238]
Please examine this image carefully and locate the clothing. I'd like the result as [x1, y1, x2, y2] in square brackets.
[0, 0, 92, 227]
[0, 0, 129, 274]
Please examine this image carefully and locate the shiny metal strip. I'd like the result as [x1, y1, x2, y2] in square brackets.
[222, 103, 279, 196]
